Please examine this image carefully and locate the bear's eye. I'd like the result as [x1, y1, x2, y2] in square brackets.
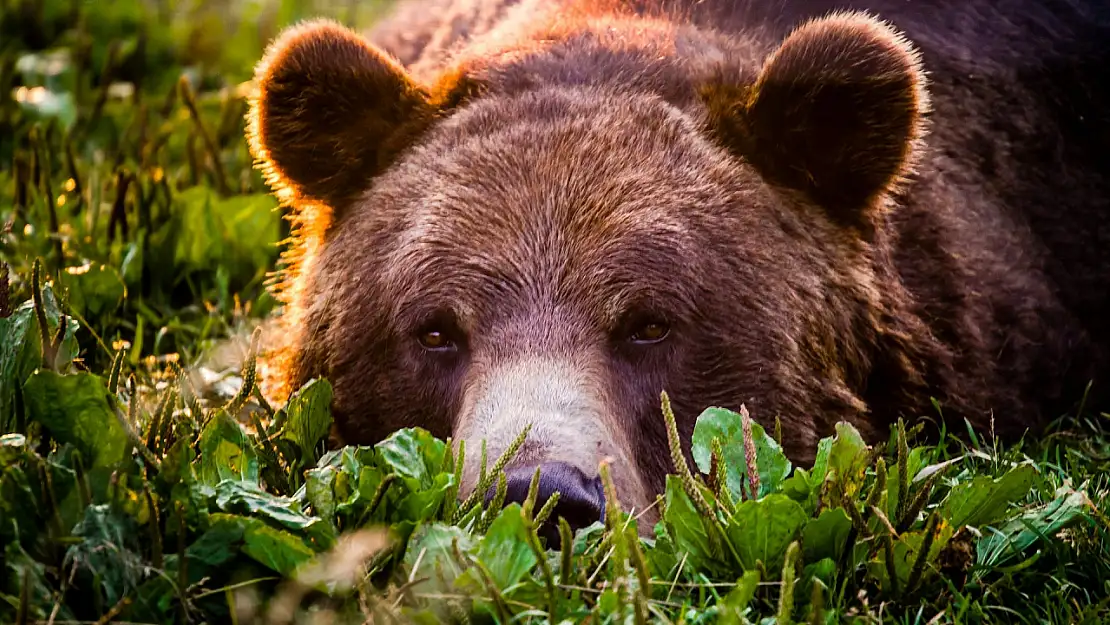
[415, 311, 464, 353]
[418, 330, 454, 351]
[628, 319, 670, 344]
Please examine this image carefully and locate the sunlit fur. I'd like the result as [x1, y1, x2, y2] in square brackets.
[246, 0, 1109, 525]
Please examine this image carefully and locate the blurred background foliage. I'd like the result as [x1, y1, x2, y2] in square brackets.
[0, 0, 395, 374]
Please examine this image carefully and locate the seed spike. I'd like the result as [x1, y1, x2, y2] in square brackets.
[451, 424, 532, 524]
[522, 465, 542, 518]
[533, 491, 561, 528]
[661, 391, 715, 518]
[777, 540, 801, 625]
[107, 346, 126, 394]
[896, 417, 910, 522]
[740, 404, 761, 499]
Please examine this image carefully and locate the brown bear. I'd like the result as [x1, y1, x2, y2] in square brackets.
[246, 0, 1110, 533]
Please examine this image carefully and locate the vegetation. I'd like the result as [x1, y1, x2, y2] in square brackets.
[2, 1, 1109, 623]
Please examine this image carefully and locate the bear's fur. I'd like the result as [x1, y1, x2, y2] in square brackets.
[247, 0, 1110, 525]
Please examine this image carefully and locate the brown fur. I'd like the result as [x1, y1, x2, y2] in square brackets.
[247, 0, 1110, 525]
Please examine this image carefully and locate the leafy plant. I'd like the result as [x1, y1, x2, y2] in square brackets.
[2, 267, 1108, 624]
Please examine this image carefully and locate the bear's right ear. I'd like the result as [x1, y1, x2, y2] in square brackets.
[702, 12, 929, 230]
[247, 19, 435, 208]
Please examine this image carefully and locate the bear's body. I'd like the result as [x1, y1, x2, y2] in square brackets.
[248, 0, 1109, 531]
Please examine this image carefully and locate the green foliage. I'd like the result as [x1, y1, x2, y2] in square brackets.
[23, 368, 131, 469]
[2, 1, 1109, 623]
[2, 267, 1108, 623]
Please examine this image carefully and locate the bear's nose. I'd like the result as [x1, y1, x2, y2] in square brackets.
[484, 461, 605, 548]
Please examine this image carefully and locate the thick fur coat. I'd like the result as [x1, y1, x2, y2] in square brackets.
[246, 0, 1110, 527]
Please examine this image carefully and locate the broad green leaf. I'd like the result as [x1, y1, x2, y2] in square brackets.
[810, 422, 871, 503]
[475, 503, 538, 589]
[976, 486, 1088, 568]
[313, 445, 381, 526]
[64, 504, 146, 609]
[23, 370, 130, 469]
[662, 475, 718, 574]
[377, 427, 447, 490]
[657, 477, 737, 581]
[691, 407, 792, 499]
[315, 445, 379, 475]
[158, 434, 197, 488]
[330, 469, 358, 521]
[809, 436, 834, 484]
[718, 569, 761, 625]
[170, 480, 212, 535]
[570, 522, 607, 564]
[405, 523, 476, 597]
[939, 463, 1043, 528]
[55, 262, 127, 319]
[824, 422, 870, 483]
[354, 466, 386, 508]
[305, 465, 339, 526]
[213, 479, 334, 548]
[186, 515, 247, 567]
[647, 521, 680, 579]
[233, 514, 318, 576]
[780, 468, 818, 514]
[802, 557, 837, 589]
[197, 410, 261, 486]
[332, 464, 388, 527]
[0, 285, 80, 428]
[726, 494, 808, 575]
[279, 378, 333, 469]
[41, 448, 88, 537]
[398, 471, 455, 522]
[803, 507, 852, 565]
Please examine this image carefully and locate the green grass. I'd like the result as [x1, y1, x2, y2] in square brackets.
[2, 1, 1110, 623]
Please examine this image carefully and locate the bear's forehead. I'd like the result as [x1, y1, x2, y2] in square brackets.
[352, 88, 757, 323]
[381, 183, 702, 323]
[420, 86, 717, 170]
[372, 86, 749, 248]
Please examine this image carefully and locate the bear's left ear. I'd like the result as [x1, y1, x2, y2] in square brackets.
[702, 12, 929, 229]
[247, 19, 436, 209]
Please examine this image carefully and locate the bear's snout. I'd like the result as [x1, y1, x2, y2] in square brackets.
[487, 461, 605, 547]
[453, 355, 653, 527]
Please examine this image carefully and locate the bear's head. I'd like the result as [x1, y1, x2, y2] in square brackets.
[247, 7, 933, 535]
